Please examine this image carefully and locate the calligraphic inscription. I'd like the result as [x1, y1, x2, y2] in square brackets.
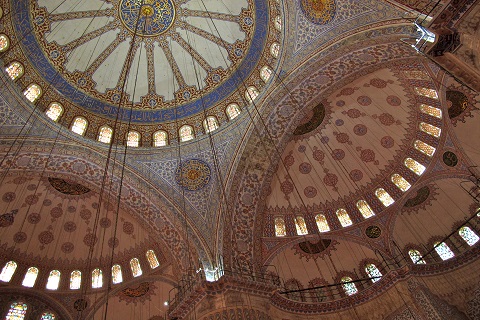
[443, 151, 458, 167]
[175, 159, 211, 191]
[366, 225, 381, 239]
[300, 0, 336, 25]
[48, 177, 91, 195]
[119, 0, 176, 36]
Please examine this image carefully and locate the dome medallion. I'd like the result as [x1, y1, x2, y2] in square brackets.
[119, 0, 176, 37]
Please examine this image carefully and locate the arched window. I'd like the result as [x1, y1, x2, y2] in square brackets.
[434, 242, 455, 261]
[5, 302, 27, 319]
[226, 103, 241, 120]
[391, 174, 411, 192]
[71, 117, 88, 136]
[356, 200, 375, 219]
[127, 131, 140, 147]
[260, 66, 273, 82]
[414, 140, 435, 157]
[153, 130, 168, 147]
[179, 125, 194, 142]
[146, 250, 160, 269]
[459, 226, 479, 246]
[98, 125, 113, 144]
[24, 84, 42, 103]
[270, 42, 280, 58]
[92, 268, 103, 288]
[405, 157, 426, 175]
[341, 277, 358, 296]
[45, 103, 63, 122]
[315, 214, 330, 232]
[408, 249, 426, 264]
[0, 34, 10, 52]
[419, 122, 441, 138]
[130, 258, 143, 277]
[112, 264, 123, 284]
[274, 15, 282, 31]
[284, 279, 305, 301]
[375, 188, 395, 207]
[22, 267, 39, 287]
[0, 261, 17, 282]
[40, 312, 56, 320]
[420, 104, 442, 118]
[70, 270, 81, 290]
[203, 116, 219, 133]
[414, 87, 438, 99]
[274, 217, 286, 237]
[294, 216, 308, 235]
[365, 264, 382, 283]
[46, 270, 61, 290]
[336, 209, 352, 227]
[245, 86, 259, 103]
[5, 61, 24, 80]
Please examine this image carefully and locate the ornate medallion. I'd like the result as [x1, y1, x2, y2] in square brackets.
[443, 151, 458, 167]
[48, 177, 91, 195]
[366, 225, 381, 238]
[74, 299, 88, 311]
[175, 159, 211, 191]
[300, 0, 336, 25]
[119, 0, 176, 37]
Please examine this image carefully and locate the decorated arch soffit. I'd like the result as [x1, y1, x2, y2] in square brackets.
[0, 143, 200, 273]
[225, 34, 449, 270]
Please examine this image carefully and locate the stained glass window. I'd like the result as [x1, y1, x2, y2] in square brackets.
[71, 117, 88, 136]
[375, 188, 395, 207]
[405, 157, 426, 175]
[414, 87, 438, 99]
[40, 312, 56, 320]
[420, 104, 442, 118]
[153, 130, 168, 147]
[5, 302, 27, 320]
[408, 249, 426, 264]
[146, 250, 160, 269]
[5, 61, 24, 81]
[260, 66, 273, 82]
[274, 15, 282, 31]
[341, 277, 358, 296]
[295, 216, 308, 235]
[434, 242, 454, 260]
[365, 264, 382, 283]
[336, 209, 352, 227]
[46, 270, 61, 290]
[112, 264, 123, 284]
[270, 42, 280, 58]
[245, 86, 259, 103]
[0, 34, 10, 52]
[179, 125, 194, 142]
[22, 267, 39, 287]
[98, 126, 113, 144]
[70, 270, 81, 290]
[419, 122, 441, 138]
[24, 84, 42, 103]
[315, 214, 330, 232]
[226, 104, 241, 120]
[459, 226, 479, 246]
[391, 174, 411, 192]
[92, 268, 103, 288]
[127, 131, 140, 147]
[274, 217, 286, 237]
[45, 103, 63, 122]
[203, 116, 219, 133]
[0, 261, 17, 282]
[130, 258, 143, 277]
[414, 140, 435, 157]
[404, 71, 430, 80]
[356, 200, 375, 219]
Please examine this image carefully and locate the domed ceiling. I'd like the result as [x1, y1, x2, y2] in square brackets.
[7, 0, 281, 140]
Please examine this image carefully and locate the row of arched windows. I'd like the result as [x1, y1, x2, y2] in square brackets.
[0, 250, 160, 289]
[4, 302, 55, 320]
[273, 96, 443, 237]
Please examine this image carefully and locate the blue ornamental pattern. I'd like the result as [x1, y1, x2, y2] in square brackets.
[175, 159, 211, 191]
[119, 0, 176, 36]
